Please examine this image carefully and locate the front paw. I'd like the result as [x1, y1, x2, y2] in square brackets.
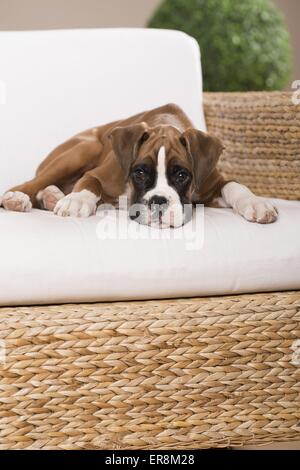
[2, 191, 32, 212]
[37, 185, 65, 211]
[237, 197, 278, 224]
[54, 191, 97, 217]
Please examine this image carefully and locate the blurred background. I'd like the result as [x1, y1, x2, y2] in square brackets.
[0, 0, 298, 90]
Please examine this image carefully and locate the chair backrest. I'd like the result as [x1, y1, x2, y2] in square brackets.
[0, 28, 205, 193]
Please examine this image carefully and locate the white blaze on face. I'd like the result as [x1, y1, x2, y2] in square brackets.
[144, 145, 184, 228]
[145, 146, 179, 203]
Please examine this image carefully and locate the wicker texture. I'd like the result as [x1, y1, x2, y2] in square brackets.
[204, 91, 300, 200]
[0, 291, 299, 450]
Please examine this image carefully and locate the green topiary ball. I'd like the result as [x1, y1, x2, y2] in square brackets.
[147, 0, 293, 91]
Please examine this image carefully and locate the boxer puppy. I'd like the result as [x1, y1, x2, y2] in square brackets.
[1, 103, 277, 227]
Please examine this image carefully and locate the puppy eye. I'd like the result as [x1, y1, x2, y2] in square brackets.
[139, 132, 150, 145]
[133, 167, 146, 180]
[176, 170, 189, 183]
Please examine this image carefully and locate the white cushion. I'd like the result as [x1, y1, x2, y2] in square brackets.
[0, 198, 299, 306]
[0, 28, 205, 194]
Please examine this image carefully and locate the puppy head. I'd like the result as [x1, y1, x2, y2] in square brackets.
[110, 123, 223, 228]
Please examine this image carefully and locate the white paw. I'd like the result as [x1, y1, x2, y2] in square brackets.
[2, 191, 32, 212]
[54, 190, 98, 217]
[37, 185, 64, 211]
[237, 197, 278, 224]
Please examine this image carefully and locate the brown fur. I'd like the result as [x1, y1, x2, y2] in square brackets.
[6, 103, 226, 208]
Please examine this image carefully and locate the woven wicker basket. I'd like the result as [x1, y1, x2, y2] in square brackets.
[0, 92, 299, 450]
[204, 92, 300, 200]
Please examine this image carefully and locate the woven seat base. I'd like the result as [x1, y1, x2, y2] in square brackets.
[0, 291, 299, 449]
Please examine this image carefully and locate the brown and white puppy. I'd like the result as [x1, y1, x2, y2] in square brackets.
[1, 103, 277, 227]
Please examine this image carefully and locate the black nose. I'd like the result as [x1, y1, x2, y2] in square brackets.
[148, 195, 168, 208]
[148, 195, 168, 218]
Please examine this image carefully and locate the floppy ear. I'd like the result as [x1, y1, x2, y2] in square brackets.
[109, 122, 150, 178]
[180, 128, 224, 192]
